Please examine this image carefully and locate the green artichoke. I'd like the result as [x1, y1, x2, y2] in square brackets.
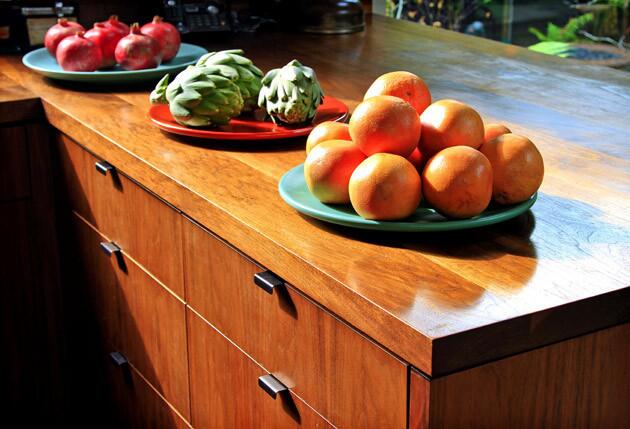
[150, 65, 244, 127]
[257, 59, 324, 125]
[196, 49, 263, 112]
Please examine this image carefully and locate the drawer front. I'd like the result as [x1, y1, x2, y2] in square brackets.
[184, 220, 408, 429]
[0, 127, 30, 201]
[71, 213, 191, 421]
[106, 353, 191, 429]
[57, 133, 184, 298]
[188, 309, 334, 429]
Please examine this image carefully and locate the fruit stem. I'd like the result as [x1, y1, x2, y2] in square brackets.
[130, 22, 141, 34]
[58, 18, 68, 25]
[153, 15, 163, 23]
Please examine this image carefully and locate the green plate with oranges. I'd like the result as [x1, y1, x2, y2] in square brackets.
[278, 163, 537, 232]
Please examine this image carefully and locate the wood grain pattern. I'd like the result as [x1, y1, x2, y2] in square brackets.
[0, 127, 30, 201]
[107, 358, 192, 429]
[56, 133, 185, 299]
[1, 14, 628, 375]
[0, 121, 65, 425]
[184, 218, 407, 428]
[70, 211, 191, 421]
[409, 323, 630, 429]
[187, 308, 334, 429]
[0, 73, 40, 123]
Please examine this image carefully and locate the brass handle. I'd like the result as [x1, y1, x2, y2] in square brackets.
[258, 374, 288, 399]
[95, 160, 114, 176]
[254, 271, 284, 295]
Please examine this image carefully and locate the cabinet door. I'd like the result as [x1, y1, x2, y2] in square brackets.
[188, 309, 334, 429]
[57, 133, 184, 298]
[70, 212, 191, 421]
[0, 126, 30, 201]
[185, 219, 408, 428]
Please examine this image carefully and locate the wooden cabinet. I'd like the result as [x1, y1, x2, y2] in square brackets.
[70, 212, 191, 422]
[57, 133, 184, 299]
[184, 219, 408, 429]
[106, 354, 191, 429]
[409, 323, 630, 429]
[0, 127, 30, 201]
[188, 309, 334, 429]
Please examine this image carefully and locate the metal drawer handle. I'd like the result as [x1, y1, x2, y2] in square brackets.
[258, 374, 288, 399]
[109, 351, 128, 367]
[95, 160, 114, 176]
[254, 271, 284, 295]
[100, 241, 121, 257]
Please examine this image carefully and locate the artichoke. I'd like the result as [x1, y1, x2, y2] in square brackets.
[257, 59, 324, 125]
[196, 49, 263, 112]
[150, 65, 244, 127]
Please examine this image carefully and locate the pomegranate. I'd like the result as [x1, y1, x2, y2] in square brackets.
[140, 16, 181, 62]
[44, 18, 85, 57]
[56, 32, 103, 71]
[84, 23, 124, 68]
[114, 23, 162, 70]
[102, 15, 129, 36]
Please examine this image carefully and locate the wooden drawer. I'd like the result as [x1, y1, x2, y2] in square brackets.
[188, 309, 334, 429]
[0, 127, 30, 201]
[106, 353, 191, 429]
[57, 133, 184, 298]
[184, 219, 408, 429]
[71, 212, 191, 421]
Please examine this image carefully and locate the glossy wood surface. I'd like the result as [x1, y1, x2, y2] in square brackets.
[184, 218, 407, 428]
[1, 15, 628, 375]
[0, 72, 40, 123]
[410, 323, 630, 428]
[187, 308, 334, 429]
[69, 211, 190, 421]
[56, 133, 185, 299]
[0, 127, 30, 201]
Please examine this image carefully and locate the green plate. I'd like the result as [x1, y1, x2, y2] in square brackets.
[278, 164, 537, 232]
[22, 43, 207, 83]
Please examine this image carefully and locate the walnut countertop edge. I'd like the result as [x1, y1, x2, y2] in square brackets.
[1, 17, 629, 377]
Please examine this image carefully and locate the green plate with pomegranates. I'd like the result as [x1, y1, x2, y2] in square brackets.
[22, 43, 207, 84]
[278, 164, 537, 232]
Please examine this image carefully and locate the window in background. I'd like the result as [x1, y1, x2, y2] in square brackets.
[373, 0, 630, 69]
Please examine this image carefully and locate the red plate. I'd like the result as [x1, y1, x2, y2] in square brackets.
[148, 96, 348, 140]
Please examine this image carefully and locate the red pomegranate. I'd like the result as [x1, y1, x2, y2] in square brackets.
[84, 23, 124, 68]
[44, 18, 85, 57]
[102, 15, 129, 35]
[114, 23, 162, 70]
[140, 16, 181, 62]
[56, 32, 103, 71]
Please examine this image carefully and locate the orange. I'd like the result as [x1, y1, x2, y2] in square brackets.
[407, 147, 425, 172]
[422, 146, 492, 218]
[479, 133, 544, 204]
[364, 71, 432, 115]
[349, 95, 421, 158]
[484, 123, 511, 144]
[304, 140, 366, 204]
[419, 99, 484, 156]
[349, 153, 421, 220]
[306, 121, 351, 155]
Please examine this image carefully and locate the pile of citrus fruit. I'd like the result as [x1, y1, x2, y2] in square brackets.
[304, 71, 544, 220]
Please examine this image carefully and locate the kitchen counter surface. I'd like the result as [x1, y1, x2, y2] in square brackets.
[1, 15, 629, 376]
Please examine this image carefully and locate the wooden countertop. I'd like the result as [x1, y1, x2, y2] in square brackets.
[2, 15, 628, 377]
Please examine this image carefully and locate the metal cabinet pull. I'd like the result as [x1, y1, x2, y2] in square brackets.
[95, 160, 114, 176]
[258, 374, 288, 399]
[109, 351, 128, 367]
[254, 271, 284, 295]
[100, 241, 121, 257]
